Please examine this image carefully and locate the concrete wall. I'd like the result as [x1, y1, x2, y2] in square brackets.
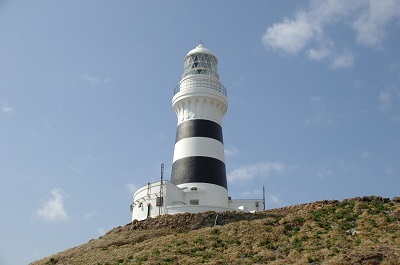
[229, 199, 264, 212]
[131, 181, 263, 221]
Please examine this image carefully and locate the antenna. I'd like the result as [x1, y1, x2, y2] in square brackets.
[158, 163, 165, 215]
[263, 186, 265, 210]
[161, 163, 164, 182]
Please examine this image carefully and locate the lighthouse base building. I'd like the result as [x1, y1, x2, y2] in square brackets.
[131, 180, 263, 221]
[131, 44, 264, 221]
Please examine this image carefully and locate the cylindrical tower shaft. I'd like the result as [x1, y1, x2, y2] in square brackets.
[171, 44, 228, 190]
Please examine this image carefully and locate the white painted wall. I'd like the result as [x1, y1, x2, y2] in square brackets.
[176, 182, 229, 208]
[131, 181, 263, 221]
[173, 137, 225, 163]
[172, 76, 228, 126]
[228, 199, 264, 212]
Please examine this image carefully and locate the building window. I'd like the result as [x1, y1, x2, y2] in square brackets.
[190, 199, 199, 205]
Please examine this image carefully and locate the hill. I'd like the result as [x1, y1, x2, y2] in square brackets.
[30, 196, 400, 265]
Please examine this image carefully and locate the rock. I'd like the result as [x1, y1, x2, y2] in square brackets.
[393, 197, 400, 203]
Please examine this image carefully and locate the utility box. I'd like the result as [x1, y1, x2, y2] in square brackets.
[156, 197, 163, 206]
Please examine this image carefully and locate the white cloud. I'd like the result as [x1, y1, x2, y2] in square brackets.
[228, 161, 286, 183]
[361, 151, 372, 159]
[385, 167, 393, 174]
[224, 147, 240, 157]
[97, 228, 106, 236]
[262, 0, 400, 67]
[126, 183, 137, 194]
[309, 96, 323, 104]
[353, 79, 364, 90]
[330, 49, 355, 69]
[308, 45, 355, 69]
[379, 90, 393, 111]
[307, 46, 332, 61]
[86, 154, 95, 162]
[305, 97, 336, 125]
[240, 188, 263, 198]
[1, 102, 13, 113]
[70, 165, 82, 175]
[239, 189, 284, 207]
[378, 87, 400, 120]
[266, 195, 284, 206]
[37, 188, 70, 222]
[81, 74, 99, 84]
[84, 210, 98, 219]
[316, 167, 332, 179]
[304, 114, 335, 126]
[353, 0, 400, 47]
[81, 74, 112, 85]
[262, 12, 315, 55]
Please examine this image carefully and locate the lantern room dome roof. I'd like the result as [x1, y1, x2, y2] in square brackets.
[186, 44, 218, 63]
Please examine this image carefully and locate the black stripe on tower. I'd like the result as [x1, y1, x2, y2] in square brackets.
[175, 119, 223, 143]
[171, 156, 227, 189]
[171, 119, 227, 189]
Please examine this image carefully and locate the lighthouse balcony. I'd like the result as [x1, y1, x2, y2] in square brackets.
[174, 78, 227, 97]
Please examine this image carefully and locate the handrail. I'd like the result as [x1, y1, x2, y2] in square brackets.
[173, 78, 227, 97]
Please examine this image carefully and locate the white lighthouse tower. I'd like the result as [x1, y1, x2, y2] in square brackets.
[131, 44, 263, 221]
[170, 43, 229, 208]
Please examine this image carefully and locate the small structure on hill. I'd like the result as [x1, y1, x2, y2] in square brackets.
[131, 44, 264, 221]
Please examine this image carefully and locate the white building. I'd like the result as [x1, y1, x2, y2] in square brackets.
[131, 44, 264, 221]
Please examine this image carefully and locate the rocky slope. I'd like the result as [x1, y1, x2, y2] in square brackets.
[31, 196, 400, 264]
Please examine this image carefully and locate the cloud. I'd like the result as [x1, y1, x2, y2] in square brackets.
[384, 167, 393, 174]
[307, 45, 332, 61]
[126, 183, 138, 194]
[239, 189, 284, 207]
[86, 154, 95, 162]
[81, 74, 112, 85]
[1, 102, 13, 113]
[305, 96, 336, 125]
[352, 0, 400, 47]
[240, 189, 263, 198]
[262, 0, 400, 67]
[266, 195, 284, 206]
[379, 90, 393, 112]
[316, 167, 332, 179]
[70, 165, 82, 175]
[378, 86, 400, 120]
[37, 188, 70, 222]
[81, 74, 99, 84]
[84, 210, 98, 219]
[228, 161, 286, 183]
[329, 49, 355, 69]
[262, 11, 315, 55]
[225, 147, 240, 157]
[361, 151, 372, 160]
[97, 228, 106, 236]
[309, 96, 323, 104]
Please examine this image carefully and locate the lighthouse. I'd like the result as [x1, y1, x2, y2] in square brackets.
[131, 44, 263, 221]
[171, 43, 229, 207]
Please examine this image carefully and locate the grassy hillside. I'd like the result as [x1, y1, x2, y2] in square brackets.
[31, 196, 400, 265]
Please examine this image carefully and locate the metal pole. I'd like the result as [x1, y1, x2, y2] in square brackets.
[159, 163, 164, 215]
[263, 185, 265, 210]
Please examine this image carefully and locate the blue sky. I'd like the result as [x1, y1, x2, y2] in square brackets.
[1, 0, 399, 264]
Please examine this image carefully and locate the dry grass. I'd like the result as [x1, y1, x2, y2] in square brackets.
[30, 196, 400, 265]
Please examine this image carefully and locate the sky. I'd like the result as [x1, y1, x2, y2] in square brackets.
[0, 0, 399, 264]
